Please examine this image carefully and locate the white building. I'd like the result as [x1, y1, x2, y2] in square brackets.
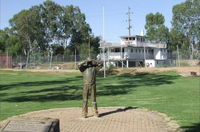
[99, 35, 169, 68]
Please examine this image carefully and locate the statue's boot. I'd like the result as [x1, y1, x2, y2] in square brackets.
[92, 102, 99, 117]
[82, 112, 87, 118]
[82, 108, 88, 118]
[82, 100, 88, 118]
[82, 85, 89, 118]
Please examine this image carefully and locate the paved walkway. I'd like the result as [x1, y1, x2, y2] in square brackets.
[0, 107, 180, 132]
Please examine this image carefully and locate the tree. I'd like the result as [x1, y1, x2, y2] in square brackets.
[51, 44, 64, 55]
[63, 5, 91, 48]
[77, 43, 95, 60]
[168, 29, 190, 52]
[33, 1, 99, 56]
[0, 29, 23, 55]
[89, 35, 101, 55]
[9, 9, 44, 67]
[5, 35, 23, 55]
[8, 0, 100, 61]
[145, 12, 169, 44]
[0, 30, 8, 53]
[62, 5, 100, 57]
[172, 0, 200, 58]
[37, 0, 63, 45]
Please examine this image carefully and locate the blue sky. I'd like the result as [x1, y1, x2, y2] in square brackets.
[0, 0, 185, 42]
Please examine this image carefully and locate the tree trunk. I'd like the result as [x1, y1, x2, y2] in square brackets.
[25, 36, 32, 69]
[190, 42, 194, 60]
[25, 50, 30, 69]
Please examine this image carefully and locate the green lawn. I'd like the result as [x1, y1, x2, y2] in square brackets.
[0, 70, 199, 131]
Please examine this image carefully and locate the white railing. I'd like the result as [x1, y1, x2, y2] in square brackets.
[122, 41, 167, 48]
[99, 52, 155, 61]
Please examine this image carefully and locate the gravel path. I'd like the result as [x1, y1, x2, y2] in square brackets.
[0, 107, 181, 132]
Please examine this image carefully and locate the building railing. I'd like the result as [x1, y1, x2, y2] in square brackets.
[122, 41, 167, 48]
[99, 52, 155, 61]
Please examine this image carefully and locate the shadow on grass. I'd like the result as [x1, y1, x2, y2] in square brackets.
[97, 73, 179, 96]
[0, 76, 82, 91]
[100, 106, 137, 117]
[182, 123, 200, 132]
[0, 73, 179, 102]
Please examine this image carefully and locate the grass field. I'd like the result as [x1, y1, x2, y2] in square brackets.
[0, 70, 199, 131]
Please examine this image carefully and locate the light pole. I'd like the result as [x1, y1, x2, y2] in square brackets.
[143, 44, 146, 68]
[103, 41, 106, 78]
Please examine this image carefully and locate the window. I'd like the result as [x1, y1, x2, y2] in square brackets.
[131, 48, 133, 53]
[111, 48, 120, 52]
[115, 48, 120, 52]
[129, 37, 134, 40]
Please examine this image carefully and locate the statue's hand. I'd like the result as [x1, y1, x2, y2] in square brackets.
[78, 61, 87, 72]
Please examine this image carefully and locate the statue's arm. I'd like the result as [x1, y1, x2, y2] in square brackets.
[95, 61, 103, 71]
[78, 61, 87, 72]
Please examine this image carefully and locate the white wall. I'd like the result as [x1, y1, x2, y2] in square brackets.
[145, 59, 155, 67]
[121, 39, 137, 46]
[154, 48, 167, 60]
[100, 47, 167, 61]
[126, 47, 154, 60]
[154, 48, 160, 59]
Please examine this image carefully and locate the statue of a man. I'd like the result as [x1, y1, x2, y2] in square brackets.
[78, 58, 103, 118]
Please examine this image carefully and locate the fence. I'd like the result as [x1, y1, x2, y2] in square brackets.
[170, 50, 199, 67]
[0, 54, 12, 68]
[1, 50, 199, 69]
[11, 54, 98, 70]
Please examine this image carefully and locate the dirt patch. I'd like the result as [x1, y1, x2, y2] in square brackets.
[0, 107, 181, 132]
[110, 66, 200, 77]
[0, 68, 80, 75]
[1, 66, 199, 77]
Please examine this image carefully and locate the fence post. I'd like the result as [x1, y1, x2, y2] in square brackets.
[6, 50, 8, 68]
[74, 49, 77, 69]
[177, 45, 180, 67]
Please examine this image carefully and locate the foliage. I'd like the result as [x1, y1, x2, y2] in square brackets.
[51, 44, 64, 55]
[172, 0, 200, 43]
[77, 43, 96, 60]
[145, 12, 169, 43]
[172, 0, 200, 56]
[168, 29, 190, 52]
[0, 0, 100, 59]
[145, 0, 200, 54]
[5, 35, 23, 55]
[0, 30, 8, 53]
[0, 29, 23, 55]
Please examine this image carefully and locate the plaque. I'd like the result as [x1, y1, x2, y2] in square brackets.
[1, 118, 59, 132]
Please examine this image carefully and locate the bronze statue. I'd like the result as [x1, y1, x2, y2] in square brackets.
[78, 58, 103, 118]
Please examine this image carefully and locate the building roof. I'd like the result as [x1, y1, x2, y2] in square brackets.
[120, 35, 146, 38]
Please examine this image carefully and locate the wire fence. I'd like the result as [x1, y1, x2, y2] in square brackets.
[11, 54, 99, 70]
[0, 51, 199, 69]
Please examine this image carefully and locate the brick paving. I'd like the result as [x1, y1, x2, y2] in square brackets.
[0, 107, 180, 132]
